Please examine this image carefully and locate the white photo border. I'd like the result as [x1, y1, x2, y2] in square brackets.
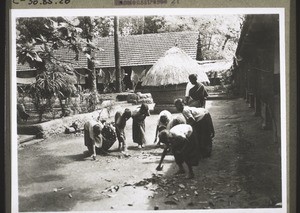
[10, 8, 287, 213]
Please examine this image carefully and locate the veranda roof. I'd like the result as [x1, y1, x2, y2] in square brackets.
[197, 60, 233, 73]
[142, 47, 210, 86]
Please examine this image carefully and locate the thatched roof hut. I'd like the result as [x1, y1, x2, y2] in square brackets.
[142, 47, 210, 86]
[140, 47, 211, 113]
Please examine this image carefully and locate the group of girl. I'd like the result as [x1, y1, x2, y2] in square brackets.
[84, 74, 215, 179]
[83, 103, 151, 159]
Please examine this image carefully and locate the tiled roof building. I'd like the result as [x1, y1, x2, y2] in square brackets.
[17, 31, 199, 71]
[95, 31, 199, 68]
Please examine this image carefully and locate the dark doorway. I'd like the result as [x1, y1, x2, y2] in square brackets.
[123, 67, 133, 90]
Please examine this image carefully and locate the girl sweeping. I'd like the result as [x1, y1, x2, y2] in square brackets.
[174, 98, 215, 159]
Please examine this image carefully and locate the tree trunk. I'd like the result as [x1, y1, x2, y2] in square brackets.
[207, 35, 212, 50]
[58, 97, 66, 117]
[222, 35, 231, 50]
[86, 41, 99, 104]
[87, 48, 97, 92]
[196, 32, 204, 61]
[36, 97, 43, 122]
[141, 16, 145, 34]
[114, 16, 122, 93]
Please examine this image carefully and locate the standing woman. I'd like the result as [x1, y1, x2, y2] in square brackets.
[185, 74, 208, 108]
[174, 98, 215, 159]
[132, 103, 150, 149]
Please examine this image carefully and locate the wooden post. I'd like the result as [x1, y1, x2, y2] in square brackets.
[196, 32, 204, 61]
[114, 16, 122, 93]
[87, 47, 97, 92]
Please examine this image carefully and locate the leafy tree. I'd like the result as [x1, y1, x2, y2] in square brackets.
[94, 17, 114, 37]
[28, 67, 76, 121]
[16, 16, 104, 116]
[119, 16, 143, 35]
[159, 15, 243, 60]
[114, 15, 243, 60]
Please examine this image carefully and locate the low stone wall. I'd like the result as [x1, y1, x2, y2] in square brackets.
[18, 102, 155, 139]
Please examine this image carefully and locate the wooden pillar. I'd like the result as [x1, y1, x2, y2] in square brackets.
[114, 16, 122, 93]
[254, 95, 261, 116]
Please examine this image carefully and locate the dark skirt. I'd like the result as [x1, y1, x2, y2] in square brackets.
[171, 136, 199, 166]
[84, 124, 116, 153]
[101, 125, 117, 151]
[132, 116, 146, 145]
[191, 113, 215, 158]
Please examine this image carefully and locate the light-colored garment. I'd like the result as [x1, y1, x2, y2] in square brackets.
[185, 82, 193, 97]
[182, 106, 209, 122]
[166, 116, 186, 130]
[85, 120, 104, 147]
[157, 110, 173, 126]
[170, 124, 193, 138]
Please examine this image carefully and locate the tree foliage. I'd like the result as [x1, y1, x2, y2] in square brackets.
[96, 15, 244, 60]
[17, 16, 97, 117]
[17, 15, 243, 70]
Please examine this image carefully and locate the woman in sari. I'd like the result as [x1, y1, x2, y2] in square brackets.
[157, 124, 198, 179]
[174, 98, 215, 159]
[185, 74, 208, 108]
[132, 103, 150, 149]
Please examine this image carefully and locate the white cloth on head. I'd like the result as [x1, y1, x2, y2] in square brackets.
[157, 110, 172, 126]
[170, 124, 193, 138]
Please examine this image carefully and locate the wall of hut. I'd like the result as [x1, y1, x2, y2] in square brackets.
[234, 14, 280, 146]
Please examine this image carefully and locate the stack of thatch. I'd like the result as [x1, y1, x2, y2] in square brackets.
[127, 92, 153, 105]
[142, 47, 210, 86]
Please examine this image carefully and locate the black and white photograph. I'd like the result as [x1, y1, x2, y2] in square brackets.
[10, 8, 286, 212]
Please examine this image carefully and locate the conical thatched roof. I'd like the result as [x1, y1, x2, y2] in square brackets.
[142, 47, 210, 86]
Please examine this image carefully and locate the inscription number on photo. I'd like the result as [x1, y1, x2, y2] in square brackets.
[114, 0, 171, 5]
[13, 0, 71, 5]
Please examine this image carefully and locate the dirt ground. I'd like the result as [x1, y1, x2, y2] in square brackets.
[18, 98, 282, 212]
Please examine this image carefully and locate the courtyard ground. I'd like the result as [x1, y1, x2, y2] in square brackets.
[17, 98, 282, 212]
